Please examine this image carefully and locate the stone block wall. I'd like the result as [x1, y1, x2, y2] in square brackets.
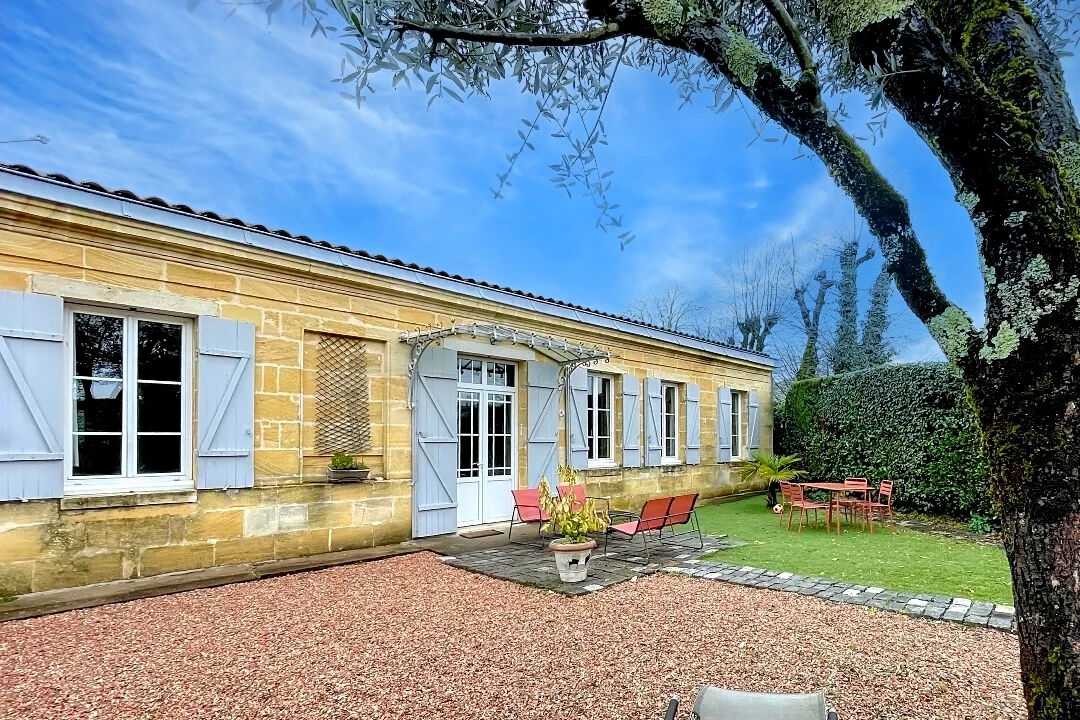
[0, 191, 772, 597]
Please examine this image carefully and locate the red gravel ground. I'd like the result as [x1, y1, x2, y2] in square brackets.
[0, 552, 1023, 720]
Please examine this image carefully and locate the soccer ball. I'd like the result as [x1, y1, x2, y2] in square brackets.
[772, 504, 784, 515]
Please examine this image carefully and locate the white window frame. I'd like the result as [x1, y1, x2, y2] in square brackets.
[64, 305, 194, 496]
[586, 372, 614, 467]
[730, 390, 743, 461]
[660, 381, 679, 464]
[455, 356, 518, 480]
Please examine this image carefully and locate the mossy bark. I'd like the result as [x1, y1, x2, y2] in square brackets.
[582, 0, 1080, 713]
[844, 6, 1080, 717]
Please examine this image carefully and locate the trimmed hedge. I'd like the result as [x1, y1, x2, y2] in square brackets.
[776, 363, 994, 521]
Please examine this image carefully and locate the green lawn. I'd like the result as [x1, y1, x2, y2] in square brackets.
[696, 497, 1014, 604]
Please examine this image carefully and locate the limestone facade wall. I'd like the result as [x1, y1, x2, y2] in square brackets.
[0, 191, 772, 596]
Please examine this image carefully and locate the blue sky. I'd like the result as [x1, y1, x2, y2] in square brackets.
[3, 0, 1077, 364]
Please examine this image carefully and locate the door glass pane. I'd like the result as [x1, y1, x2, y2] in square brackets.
[137, 435, 181, 474]
[487, 394, 511, 476]
[457, 391, 479, 477]
[72, 434, 122, 476]
[74, 313, 123, 378]
[137, 321, 182, 382]
[72, 378, 123, 432]
[458, 359, 481, 384]
[137, 383, 181, 432]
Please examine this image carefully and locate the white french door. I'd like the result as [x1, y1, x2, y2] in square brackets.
[456, 358, 516, 527]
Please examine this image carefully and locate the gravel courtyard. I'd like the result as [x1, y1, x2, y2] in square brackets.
[0, 552, 1023, 720]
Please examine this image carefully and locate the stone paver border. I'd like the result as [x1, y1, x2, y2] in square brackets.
[440, 541, 1017, 634]
[662, 558, 1017, 634]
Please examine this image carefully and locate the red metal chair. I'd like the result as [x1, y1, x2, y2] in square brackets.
[658, 493, 703, 550]
[837, 477, 871, 531]
[867, 480, 895, 531]
[509, 488, 551, 546]
[777, 481, 795, 527]
[606, 496, 673, 560]
[788, 484, 828, 533]
[556, 483, 611, 514]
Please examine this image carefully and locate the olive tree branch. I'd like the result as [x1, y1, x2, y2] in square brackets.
[392, 18, 626, 47]
[759, 0, 816, 75]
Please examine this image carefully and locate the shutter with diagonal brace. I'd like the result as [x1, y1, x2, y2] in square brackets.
[527, 361, 560, 488]
[748, 390, 761, 450]
[411, 346, 458, 537]
[0, 290, 64, 500]
[644, 377, 662, 467]
[717, 387, 733, 463]
[685, 382, 701, 465]
[566, 366, 588, 471]
[621, 373, 640, 468]
[197, 316, 255, 489]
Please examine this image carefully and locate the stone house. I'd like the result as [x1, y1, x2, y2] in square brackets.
[0, 164, 774, 597]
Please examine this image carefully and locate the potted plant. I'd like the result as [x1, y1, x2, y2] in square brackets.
[740, 450, 807, 511]
[538, 468, 609, 583]
[326, 452, 370, 482]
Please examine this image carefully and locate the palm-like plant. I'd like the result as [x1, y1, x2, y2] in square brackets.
[740, 451, 807, 508]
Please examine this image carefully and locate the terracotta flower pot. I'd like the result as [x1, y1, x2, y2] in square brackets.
[549, 538, 597, 583]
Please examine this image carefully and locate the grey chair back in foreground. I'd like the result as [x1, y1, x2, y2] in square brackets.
[691, 687, 834, 720]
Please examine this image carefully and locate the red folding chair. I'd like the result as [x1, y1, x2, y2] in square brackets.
[837, 477, 871, 531]
[509, 488, 551, 546]
[606, 496, 673, 561]
[556, 483, 611, 515]
[658, 493, 703, 549]
[777, 481, 795, 527]
[867, 480, 895, 531]
[788, 484, 828, 533]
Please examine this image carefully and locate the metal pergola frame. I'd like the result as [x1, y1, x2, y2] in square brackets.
[399, 322, 612, 408]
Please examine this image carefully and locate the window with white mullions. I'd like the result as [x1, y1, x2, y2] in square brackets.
[661, 382, 679, 463]
[586, 373, 613, 465]
[66, 307, 192, 495]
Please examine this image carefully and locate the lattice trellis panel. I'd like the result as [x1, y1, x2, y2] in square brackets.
[315, 335, 372, 455]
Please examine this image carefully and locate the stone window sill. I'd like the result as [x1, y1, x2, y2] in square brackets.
[583, 466, 622, 478]
[60, 490, 198, 512]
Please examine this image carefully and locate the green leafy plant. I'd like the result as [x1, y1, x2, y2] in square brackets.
[538, 466, 609, 545]
[741, 450, 808, 484]
[741, 451, 808, 508]
[329, 452, 367, 471]
[969, 514, 993, 535]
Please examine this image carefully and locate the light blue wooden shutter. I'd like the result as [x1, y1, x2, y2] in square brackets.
[411, 346, 458, 537]
[527, 361, 560, 488]
[644, 377, 662, 467]
[196, 316, 255, 489]
[748, 390, 761, 450]
[685, 382, 701, 465]
[621, 373, 640, 468]
[567, 366, 589, 470]
[717, 387, 733, 463]
[0, 291, 64, 500]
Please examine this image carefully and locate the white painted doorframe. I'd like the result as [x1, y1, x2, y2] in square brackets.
[456, 358, 517, 527]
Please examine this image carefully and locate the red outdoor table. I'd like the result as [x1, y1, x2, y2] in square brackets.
[800, 482, 851, 535]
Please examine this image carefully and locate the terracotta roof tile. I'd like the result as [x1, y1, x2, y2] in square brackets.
[0, 163, 769, 360]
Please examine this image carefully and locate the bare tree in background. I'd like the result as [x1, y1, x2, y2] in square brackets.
[625, 284, 702, 334]
[793, 270, 834, 380]
[719, 245, 788, 353]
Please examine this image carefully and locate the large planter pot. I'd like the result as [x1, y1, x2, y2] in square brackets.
[549, 539, 597, 583]
[326, 468, 371, 483]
